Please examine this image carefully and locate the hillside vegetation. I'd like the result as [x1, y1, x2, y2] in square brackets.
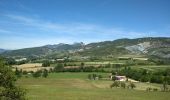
[1, 37, 170, 60]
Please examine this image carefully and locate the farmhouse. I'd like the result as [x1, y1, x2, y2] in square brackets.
[111, 75, 127, 81]
[115, 76, 126, 81]
[56, 58, 65, 62]
[15, 58, 27, 62]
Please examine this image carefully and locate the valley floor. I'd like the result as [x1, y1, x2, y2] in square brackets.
[17, 73, 170, 100]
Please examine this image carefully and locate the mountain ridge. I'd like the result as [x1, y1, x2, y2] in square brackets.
[1, 37, 170, 58]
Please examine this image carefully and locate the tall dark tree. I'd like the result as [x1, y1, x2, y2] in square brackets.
[15, 68, 22, 78]
[128, 82, 136, 89]
[162, 76, 168, 92]
[42, 69, 48, 78]
[42, 60, 50, 67]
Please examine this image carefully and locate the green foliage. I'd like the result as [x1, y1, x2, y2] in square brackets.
[111, 75, 116, 81]
[0, 87, 26, 100]
[15, 68, 22, 78]
[5, 58, 16, 65]
[128, 82, 136, 89]
[119, 67, 170, 84]
[42, 69, 48, 78]
[42, 60, 50, 67]
[80, 62, 85, 67]
[0, 58, 26, 100]
[32, 70, 42, 78]
[110, 81, 120, 88]
[54, 63, 64, 72]
[1, 37, 170, 60]
[146, 87, 152, 91]
[120, 82, 126, 88]
[150, 75, 163, 83]
[162, 76, 169, 92]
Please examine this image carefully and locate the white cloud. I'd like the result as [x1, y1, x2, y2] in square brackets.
[4, 14, 149, 37]
[0, 14, 157, 49]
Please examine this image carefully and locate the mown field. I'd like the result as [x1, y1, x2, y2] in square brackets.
[17, 72, 170, 100]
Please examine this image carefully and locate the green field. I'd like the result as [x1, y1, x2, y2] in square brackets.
[17, 72, 170, 100]
[131, 65, 170, 71]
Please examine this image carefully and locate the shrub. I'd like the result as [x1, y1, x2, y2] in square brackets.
[146, 87, 152, 91]
[128, 82, 136, 89]
[32, 70, 42, 78]
[110, 81, 120, 88]
[120, 82, 126, 88]
[42, 69, 48, 78]
[153, 88, 158, 91]
[42, 60, 50, 67]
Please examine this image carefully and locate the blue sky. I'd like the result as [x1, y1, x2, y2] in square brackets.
[0, 0, 170, 49]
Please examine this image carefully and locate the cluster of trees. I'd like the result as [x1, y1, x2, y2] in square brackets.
[53, 63, 105, 72]
[146, 87, 158, 92]
[110, 81, 136, 89]
[32, 69, 48, 78]
[149, 56, 170, 65]
[116, 67, 170, 85]
[15, 68, 49, 78]
[5, 58, 29, 65]
[0, 58, 26, 100]
[42, 60, 50, 67]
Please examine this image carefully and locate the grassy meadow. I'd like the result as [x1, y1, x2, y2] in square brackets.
[17, 72, 170, 100]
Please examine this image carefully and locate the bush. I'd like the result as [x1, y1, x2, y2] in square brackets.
[150, 75, 163, 83]
[54, 63, 64, 72]
[153, 88, 158, 91]
[110, 81, 120, 88]
[15, 68, 22, 78]
[42, 60, 50, 67]
[42, 69, 48, 78]
[128, 82, 136, 89]
[120, 82, 126, 88]
[146, 87, 152, 91]
[32, 70, 42, 78]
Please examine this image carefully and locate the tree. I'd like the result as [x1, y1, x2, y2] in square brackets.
[111, 75, 116, 81]
[150, 75, 163, 83]
[32, 70, 42, 78]
[54, 63, 64, 72]
[128, 82, 136, 89]
[42, 60, 50, 67]
[15, 68, 22, 78]
[81, 62, 84, 67]
[162, 76, 168, 92]
[120, 82, 126, 89]
[110, 81, 120, 88]
[80, 62, 85, 72]
[0, 58, 26, 100]
[42, 69, 48, 78]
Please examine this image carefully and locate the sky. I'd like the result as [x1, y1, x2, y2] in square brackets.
[0, 0, 170, 49]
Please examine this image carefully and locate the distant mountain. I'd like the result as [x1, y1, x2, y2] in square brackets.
[1, 37, 170, 58]
[0, 49, 8, 54]
[1, 42, 84, 57]
[78, 37, 170, 58]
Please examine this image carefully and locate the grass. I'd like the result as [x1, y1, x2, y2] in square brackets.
[131, 65, 170, 71]
[17, 72, 170, 100]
